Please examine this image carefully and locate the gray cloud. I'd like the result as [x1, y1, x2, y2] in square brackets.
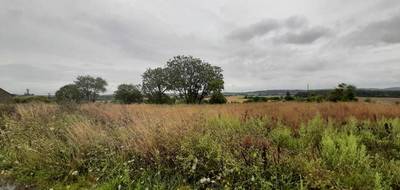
[285, 16, 308, 29]
[227, 19, 280, 41]
[276, 26, 332, 44]
[227, 16, 329, 44]
[227, 16, 310, 41]
[0, 0, 400, 93]
[346, 14, 400, 46]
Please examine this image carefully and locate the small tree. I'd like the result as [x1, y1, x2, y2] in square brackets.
[55, 84, 82, 103]
[328, 83, 357, 102]
[74, 75, 107, 102]
[114, 84, 143, 104]
[284, 91, 294, 101]
[142, 67, 171, 104]
[209, 92, 227, 104]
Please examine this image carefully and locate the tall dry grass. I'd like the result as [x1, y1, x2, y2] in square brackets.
[1, 102, 400, 189]
[79, 102, 400, 126]
[9, 102, 400, 153]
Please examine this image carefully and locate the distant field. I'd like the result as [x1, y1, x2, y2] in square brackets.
[226, 95, 247, 103]
[1, 102, 400, 189]
[227, 96, 400, 105]
[358, 97, 400, 104]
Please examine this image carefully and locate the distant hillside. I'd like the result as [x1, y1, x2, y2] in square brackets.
[224, 90, 307, 97]
[225, 88, 400, 98]
[383, 87, 400, 91]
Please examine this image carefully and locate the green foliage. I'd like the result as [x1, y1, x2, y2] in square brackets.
[166, 55, 224, 104]
[321, 133, 369, 170]
[55, 84, 82, 103]
[244, 96, 282, 103]
[13, 96, 51, 104]
[114, 84, 143, 104]
[209, 92, 227, 104]
[284, 92, 295, 101]
[328, 83, 357, 102]
[142, 56, 225, 104]
[142, 67, 171, 104]
[74, 75, 107, 102]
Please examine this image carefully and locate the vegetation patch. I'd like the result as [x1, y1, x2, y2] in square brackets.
[0, 103, 400, 189]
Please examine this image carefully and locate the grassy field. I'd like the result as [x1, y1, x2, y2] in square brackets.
[1, 102, 400, 189]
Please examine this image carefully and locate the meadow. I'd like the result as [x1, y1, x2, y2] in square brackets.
[1, 102, 400, 189]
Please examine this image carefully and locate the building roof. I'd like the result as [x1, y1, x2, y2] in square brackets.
[0, 88, 13, 97]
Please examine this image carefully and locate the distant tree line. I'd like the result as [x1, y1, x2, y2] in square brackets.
[294, 83, 357, 102]
[244, 83, 358, 103]
[55, 55, 227, 104]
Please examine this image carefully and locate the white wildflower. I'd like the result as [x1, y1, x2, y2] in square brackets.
[200, 177, 211, 184]
[191, 157, 198, 171]
[71, 170, 79, 176]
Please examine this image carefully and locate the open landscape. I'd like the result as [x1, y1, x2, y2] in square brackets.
[1, 0, 400, 189]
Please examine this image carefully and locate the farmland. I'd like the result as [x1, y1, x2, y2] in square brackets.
[1, 102, 400, 189]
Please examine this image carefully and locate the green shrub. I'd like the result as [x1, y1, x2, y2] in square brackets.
[13, 96, 51, 104]
[320, 132, 375, 188]
[209, 92, 227, 104]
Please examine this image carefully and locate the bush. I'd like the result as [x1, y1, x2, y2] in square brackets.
[114, 84, 143, 104]
[55, 84, 82, 103]
[320, 132, 375, 188]
[209, 92, 227, 104]
[13, 96, 51, 104]
[146, 94, 175, 104]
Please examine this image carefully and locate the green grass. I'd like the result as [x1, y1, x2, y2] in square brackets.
[0, 104, 400, 189]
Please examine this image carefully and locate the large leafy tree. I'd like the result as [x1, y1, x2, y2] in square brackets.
[142, 67, 171, 104]
[114, 84, 143, 104]
[55, 84, 82, 103]
[74, 75, 107, 102]
[166, 56, 224, 104]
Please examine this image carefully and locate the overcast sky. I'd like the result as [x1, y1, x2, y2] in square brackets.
[1, 0, 400, 94]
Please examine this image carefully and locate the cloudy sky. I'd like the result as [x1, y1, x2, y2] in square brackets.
[1, 0, 400, 94]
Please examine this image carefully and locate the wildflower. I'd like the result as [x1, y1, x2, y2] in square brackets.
[71, 170, 79, 176]
[191, 157, 198, 172]
[200, 177, 211, 184]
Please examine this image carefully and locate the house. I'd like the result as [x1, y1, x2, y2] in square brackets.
[0, 88, 13, 103]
